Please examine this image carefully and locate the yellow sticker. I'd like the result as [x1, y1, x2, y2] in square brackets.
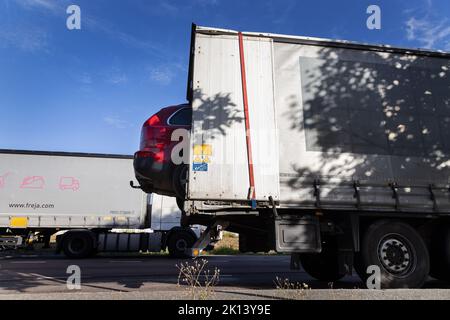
[193, 144, 203, 156]
[193, 144, 212, 164]
[193, 156, 203, 163]
[201, 144, 212, 156]
[10, 217, 28, 228]
[193, 144, 212, 156]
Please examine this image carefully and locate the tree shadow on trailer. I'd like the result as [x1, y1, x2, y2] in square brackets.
[280, 45, 450, 211]
[191, 88, 243, 141]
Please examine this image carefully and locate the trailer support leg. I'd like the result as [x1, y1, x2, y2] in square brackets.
[187, 220, 229, 257]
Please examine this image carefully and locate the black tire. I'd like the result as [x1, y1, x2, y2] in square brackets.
[360, 220, 429, 289]
[173, 165, 188, 199]
[62, 232, 94, 259]
[430, 225, 450, 282]
[300, 238, 346, 282]
[167, 231, 195, 259]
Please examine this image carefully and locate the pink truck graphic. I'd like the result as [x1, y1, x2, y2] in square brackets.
[20, 176, 45, 189]
[0, 172, 11, 189]
[59, 177, 80, 191]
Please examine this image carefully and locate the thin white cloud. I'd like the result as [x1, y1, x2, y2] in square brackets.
[139, 0, 219, 17]
[192, 0, 219, 6]
[107, 74, 128, 85]
[13, 0, 64, 13]
[0, 28, 49, 52]
[11, 0, 175, 61]
[115, 31, 170, 59]
[77, 73, 92, 85]
[1, 0, 63, 53]
[404, 3, 450, 51]
[102, 66, 129, 85]
[149, 66, 174, 85]
[406, 16, 450, 49]
[159, 0, 179, 15]
[103, 116, 131, 129]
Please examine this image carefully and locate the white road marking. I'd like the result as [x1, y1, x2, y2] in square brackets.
[29, 273, 66, 280]
[28, 273, 94, 280]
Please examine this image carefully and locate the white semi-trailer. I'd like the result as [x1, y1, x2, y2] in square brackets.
[171, 25, 450, 288]
[0, 150, 200, 258]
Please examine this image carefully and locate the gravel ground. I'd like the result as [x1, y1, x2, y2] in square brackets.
[1, 288, 450, 300]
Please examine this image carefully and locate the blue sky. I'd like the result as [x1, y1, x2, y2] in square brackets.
[0, 0, 449, 155]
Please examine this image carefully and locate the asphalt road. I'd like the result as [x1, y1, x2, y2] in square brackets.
[0, 252, 449, 300]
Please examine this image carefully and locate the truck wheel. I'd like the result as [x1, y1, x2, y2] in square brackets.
[430, 225, 450, 282]
[300, 239, 346, 282]
[167, 231, 195, 259]
[62, 232, 94, 259]
[360, 220, 429, 289]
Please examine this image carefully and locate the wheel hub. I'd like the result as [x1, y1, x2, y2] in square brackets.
[176, 239, 187, 251]
[378, 236, 412, 274]
[69, 238, 85, 253]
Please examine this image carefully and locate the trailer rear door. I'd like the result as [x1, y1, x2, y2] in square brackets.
[188, 31, 280, 202]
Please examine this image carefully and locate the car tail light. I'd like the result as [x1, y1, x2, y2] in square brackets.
[134, 150, 165, 163]
[152, 150, 165, 162]
[140, 127, 170, 150]
[137, 106, 189, 164]
[146, 114, 161, 126]
[140, 112, 171, 152]
[155, 142, 166, 149]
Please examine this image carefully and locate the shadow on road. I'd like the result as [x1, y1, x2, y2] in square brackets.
[0, 253, 448, 294]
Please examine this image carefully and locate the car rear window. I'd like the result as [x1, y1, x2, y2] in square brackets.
[169, 108, 192, 126]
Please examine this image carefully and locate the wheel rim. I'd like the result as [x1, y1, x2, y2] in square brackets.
[377, 234, 415, 276]
[69, 238, 86, 254]
[175, 239, 188, 252]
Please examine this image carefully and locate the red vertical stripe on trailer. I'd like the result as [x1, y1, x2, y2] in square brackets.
[238, 32, 256, 200]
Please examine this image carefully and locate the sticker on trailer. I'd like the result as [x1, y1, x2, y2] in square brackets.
[193, 144, 212, 164]
[10, 217, 28, 228]
[193, 163, 208, 172]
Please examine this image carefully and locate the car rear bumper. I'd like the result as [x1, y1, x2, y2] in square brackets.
[133, 155, 175, 196]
